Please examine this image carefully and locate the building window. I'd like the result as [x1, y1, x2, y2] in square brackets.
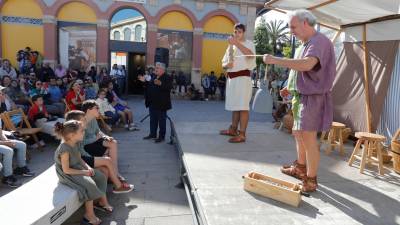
[135, 25, 142, 42]
[114, 31, 120, 40]
[123, 28, 131, 41]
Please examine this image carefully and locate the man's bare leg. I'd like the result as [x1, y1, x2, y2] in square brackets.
[293, 131, 307, 165]
[238, 110, 249, 134]
[301, 131, 320, 177]
[232, 111, 240, 130]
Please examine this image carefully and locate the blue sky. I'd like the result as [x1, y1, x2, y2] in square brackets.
[111, 9, 143, 23]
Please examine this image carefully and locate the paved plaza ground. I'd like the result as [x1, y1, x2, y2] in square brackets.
[1, 96, 399, 225]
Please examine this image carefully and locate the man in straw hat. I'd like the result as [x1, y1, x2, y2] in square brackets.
[263, 9, 336, 192]
[219, 23, 256, 143]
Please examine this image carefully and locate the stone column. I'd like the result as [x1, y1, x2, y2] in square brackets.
[246, 6, 257, 41]
[191, 27, 203, 88]
[97, 19, 110, 71]
[42, 15, 57, 68]
[146, 23, 158, 67]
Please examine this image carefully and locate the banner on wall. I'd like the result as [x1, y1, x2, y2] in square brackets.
[157, 29, 192, 81]
[59, 25, 97, 71]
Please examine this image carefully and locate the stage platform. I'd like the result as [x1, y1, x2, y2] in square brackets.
[175, 121, 400, 225]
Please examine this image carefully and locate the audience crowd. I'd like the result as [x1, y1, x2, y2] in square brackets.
[0, 47, 138, 189]
[0, 47, 229, 224]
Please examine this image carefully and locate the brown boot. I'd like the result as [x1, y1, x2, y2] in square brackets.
[220, 125, 238, 136]
[280, 160, 307, 180]
[301, 176, 318, 192]
[228, 131, 246, 143]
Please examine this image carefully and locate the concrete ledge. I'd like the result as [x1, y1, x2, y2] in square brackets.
[0, 165, 82, 225]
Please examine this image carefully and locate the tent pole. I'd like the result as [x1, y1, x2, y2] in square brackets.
[331, 30, 342, 43]
[362, 24, 373, 132]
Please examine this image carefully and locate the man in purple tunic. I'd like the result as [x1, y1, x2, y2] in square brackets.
[263, 9, 336, 192]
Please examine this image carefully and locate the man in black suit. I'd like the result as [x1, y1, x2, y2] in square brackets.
[139, 62, 172, 143]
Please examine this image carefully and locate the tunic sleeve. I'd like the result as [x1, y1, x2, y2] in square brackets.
[221, 46, 230, 65]
[303, 41, 323, 71]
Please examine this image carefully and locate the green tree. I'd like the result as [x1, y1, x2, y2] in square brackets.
[265, 19, 289, 55]
[254, 17, 272, 67]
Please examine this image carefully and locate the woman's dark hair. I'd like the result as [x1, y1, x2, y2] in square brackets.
[81, 100, 98, 113]
[65, 110, 85, 121]
[31, 94, 43, 102]
[2, 75, 11, 81]
[54, 120, 81, 140]
[69, 80, 78, 90]
[101, 80, 113, 89]
[234, 23, 246, 32]
[100, 67, 107, 73]
[2, 75, 11, 86]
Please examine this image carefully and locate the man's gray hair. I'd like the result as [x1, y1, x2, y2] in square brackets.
[287, 9, 317, 26]
[155, 62, 166, 70]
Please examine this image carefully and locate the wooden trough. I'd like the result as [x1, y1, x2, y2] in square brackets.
[243, 171, 302, 207]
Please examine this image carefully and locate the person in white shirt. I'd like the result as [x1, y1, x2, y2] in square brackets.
[95, 89, 120, 126]
[109, 64, 122, 79]
[219, 23, 256, 143]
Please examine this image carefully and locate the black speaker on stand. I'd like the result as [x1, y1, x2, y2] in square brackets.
[154, 47, 169, 68]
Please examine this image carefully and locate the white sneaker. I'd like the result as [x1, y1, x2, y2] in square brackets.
[130, 123, 137, 128]
[124, 124, 129, 129]
[39, 140, 46, 147]
[128, 126, 140, 131]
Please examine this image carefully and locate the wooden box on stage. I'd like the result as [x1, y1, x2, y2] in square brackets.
[243, 171, 302, 207]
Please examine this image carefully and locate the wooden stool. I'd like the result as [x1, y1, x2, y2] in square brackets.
[321, 122, 346, 155]
[348, 132, 386, 175]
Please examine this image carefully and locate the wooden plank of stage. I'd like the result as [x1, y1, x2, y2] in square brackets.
[175, 121, 400, 225]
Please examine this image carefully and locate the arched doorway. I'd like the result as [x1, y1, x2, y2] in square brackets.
[0, 0, 44, 67]
[110, 8, 147, 94]
[57, 1, 97, 73]
[157, 11, 194, 83]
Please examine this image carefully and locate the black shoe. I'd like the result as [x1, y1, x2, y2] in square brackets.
[2, 175, 20, 188]
[154, 138, 165, 143]
[14, 166, 35, 177]
[143, 135, 157, 140]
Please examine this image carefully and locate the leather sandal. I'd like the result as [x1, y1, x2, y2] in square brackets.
[228, 131, 246, 143]
[220, 125, 238, 136]
[300, 176, 318, 193]
[281, 160, 307, 180]
[94, 203, 114, 214]
[82, 216, 101, 225]
[118, 175, 127, 182]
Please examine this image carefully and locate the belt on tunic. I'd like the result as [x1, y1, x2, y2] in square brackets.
[227, 70, 250, 79]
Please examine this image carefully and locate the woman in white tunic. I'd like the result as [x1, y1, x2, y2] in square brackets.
[220, 23, 256, 143]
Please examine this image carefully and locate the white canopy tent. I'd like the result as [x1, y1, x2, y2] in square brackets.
[265, 0, 400, 135]
[266, 0, 399, 28]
